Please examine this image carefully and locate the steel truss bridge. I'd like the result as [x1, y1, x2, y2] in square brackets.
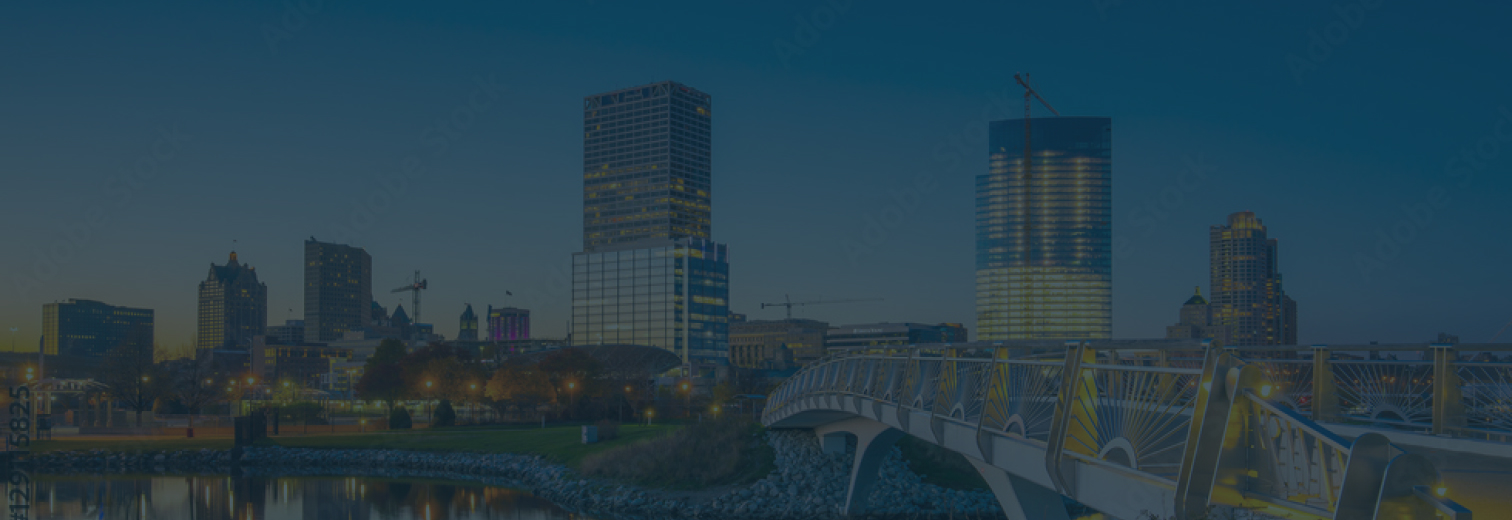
[761, 340, 1506, 519]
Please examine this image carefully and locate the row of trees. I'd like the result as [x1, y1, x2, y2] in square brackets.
[354, 338, 612, 422]
[354, 340, 766, 424]
[81, 338, 775, 429]
[92, 343, 227, 428]
[356, 339, 482, 414]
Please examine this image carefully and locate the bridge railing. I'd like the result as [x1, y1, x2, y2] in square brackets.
[1225, 343, 1512, 441]
[764, 341, 1479, 519]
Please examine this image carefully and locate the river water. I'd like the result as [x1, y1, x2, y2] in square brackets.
[19, 475, 588, 520]
[13, 462, 1507, 519]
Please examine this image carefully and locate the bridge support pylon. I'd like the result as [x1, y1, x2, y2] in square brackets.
[968, 458, 1070, 520]
[815, 417, 905, 517]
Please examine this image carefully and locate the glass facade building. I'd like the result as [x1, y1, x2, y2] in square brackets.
[41, 299, 154, 359]
[571, 238, 729, 371]
[582, 81, 712, 250]
[1209, 211, 1297, 346]
[196, 251, 267, 351]
[976, 117, 1112, 340]
[303, 238, 373, 342]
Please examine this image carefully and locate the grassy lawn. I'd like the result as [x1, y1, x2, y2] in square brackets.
[31, 437, 234, 453]
[267, 424, 680, 468]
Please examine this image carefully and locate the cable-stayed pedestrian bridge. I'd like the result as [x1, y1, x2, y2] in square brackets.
[761, 340, 1503, 519]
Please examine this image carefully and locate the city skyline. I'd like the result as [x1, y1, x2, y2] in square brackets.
[4, 3, 1511, 353]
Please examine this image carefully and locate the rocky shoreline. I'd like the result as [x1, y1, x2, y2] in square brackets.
[26, 430, 1006, 520]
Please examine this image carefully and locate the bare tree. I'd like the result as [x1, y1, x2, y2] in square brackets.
[167, 356, 222, 434]
[97, 340, 165, 427]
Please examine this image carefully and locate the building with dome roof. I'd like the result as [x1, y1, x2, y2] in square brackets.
[1164, 286, 1230, 346]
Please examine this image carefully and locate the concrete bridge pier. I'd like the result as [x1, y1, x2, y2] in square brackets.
[815, 418, 906, 517]
[968, 458, 1070, 520]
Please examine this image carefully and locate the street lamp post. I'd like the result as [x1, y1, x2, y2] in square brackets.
[681, 381, 691, 418]
[424, 380, 434, 425]
[469, 382, 479, 424]
[622, 385, 633, 422]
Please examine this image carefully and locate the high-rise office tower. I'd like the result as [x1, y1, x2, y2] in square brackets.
[457, 304, 478, 341]
[303, 238, 373, 342]
[42, 299, 154, 360]
[976, 117, 1113, 340]
[574, 81, 728, 375]
[582, 81, 712, 250]
[196, 251, 268, 351]
[1209, 212, 1297, 346]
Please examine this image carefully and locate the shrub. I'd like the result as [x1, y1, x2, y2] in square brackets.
[580, 418, 772, 488]
[433, 400, 456, 427]
[389, 406, 413, 430]
[595, 419, 619, 441]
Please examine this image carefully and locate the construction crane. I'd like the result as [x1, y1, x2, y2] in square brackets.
[1013, 73, 1059, 336]
[391, 270, 428, 324]
[760, 295, 883, 320]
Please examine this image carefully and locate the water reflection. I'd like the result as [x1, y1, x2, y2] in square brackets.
[28, 475, 589, 520]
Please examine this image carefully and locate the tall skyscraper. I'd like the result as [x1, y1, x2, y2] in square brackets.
[196, 251, 268, 351]
[457, 304, 478, 341]
[42, 299, 153, 360]
[1209, 212, 1297, 346]
[582, 81, 712, 250]
[487, 306, 530, 341]
[303, 238, 373, 342]
[976, 117, 1113, 340]
[574, 81, 730, 376]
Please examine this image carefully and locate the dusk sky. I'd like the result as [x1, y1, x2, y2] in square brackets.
[4, 1, 1510, 353]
